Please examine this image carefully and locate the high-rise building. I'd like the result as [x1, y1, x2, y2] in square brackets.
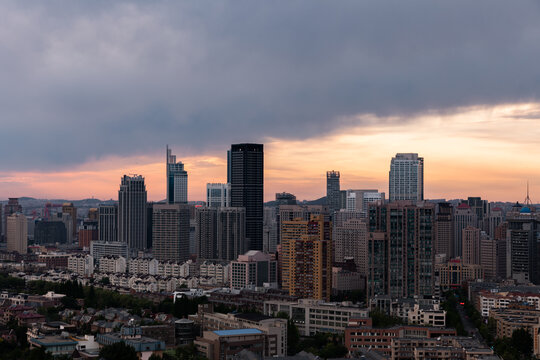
[62, 202, 77, 237]
[229, 143, 264, 251]
[495, 222, 509, 279]
[206, 183, 230, 208]
[90, 241, 129, 261]
[333, 217, 367, 273]
[506, 203, 540, 284]
[480, 232, 497, 280]
[487, 207, 503, 239]
[230, 250, 278, 289]
[434, 203, 454, 258]
[6, 213, 27, 254]
[98, 205, 118, 243]
[278, 204, 329, 246]
[118, 175, 147, 252]
[367, 201, 435, 299]
[280, 214, 332, 301]
[51, 212, 73, 244]
[34, 220, 67, 245]
[467, 197, 489, 229]
[345, 189, 385, 217]
[196, 207, 246, 261]
[166, 146, 188, 204]
[3, 198, 22, 239]
[462, 226, 480, 265]
[152, 204, 190, 262]
[389, 153, 424, 202]
[263, 207, 278, 254]
[79, 220, 98, 249]
[326, 171, 341, 213]
[453, 203, 477, 257]
[88, 208, 98, 221]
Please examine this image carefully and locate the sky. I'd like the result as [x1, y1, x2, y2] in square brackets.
[1, 1, 540, 202]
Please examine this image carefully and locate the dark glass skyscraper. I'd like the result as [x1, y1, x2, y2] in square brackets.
[118, 175, 147, 252]
[167, 146, 188, 204]
[229, 143, 263, 250]
[326, 171, 341, 213]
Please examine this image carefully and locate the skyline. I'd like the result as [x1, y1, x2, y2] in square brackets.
[1, 2, 540, 203]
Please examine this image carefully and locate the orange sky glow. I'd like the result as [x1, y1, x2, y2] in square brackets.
[1, 102, 539, 203]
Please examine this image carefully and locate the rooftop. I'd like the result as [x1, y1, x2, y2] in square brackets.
[213, 329, 263, 336]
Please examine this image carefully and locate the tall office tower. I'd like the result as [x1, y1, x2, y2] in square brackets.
[98, 205, 118, 243]
[462, 226, 481, 265]
[506, 203, 540, 284]
[263, 207, 278, 253]
[195, 207, 218, 259]
[206, 183, 230, 208]
[229, 143, 264, 250]
[333, 217, 367, 273]
[3, 198, 22, 239]
[166, 146, 188, 204]
[217, 207, 247, 261]
[495, 222, 509, 279]
[51, 212, 74, 244]
[62, 202, 77, 237]
[345, 189, 385, 217]
[389, 153, 424, 202]
[152, 204, 190, 262]
[367, 201, 435, 299]
[453, 203, 477, 257]
[88, 208, 98, 221]
[480, 231, 496, 280]
[6, 213, 27, 254]
[281, 215, 332, 301]
[79, 220, 98, 249]
[434, 203, 454, 257]
[326, 171, 341, 213]
[196, 207, 246, 261]
[487, 207, 503, 239]
[275, 192, 296, 206]
[467, 197, 489, 229]
[118, 175, 147, 252]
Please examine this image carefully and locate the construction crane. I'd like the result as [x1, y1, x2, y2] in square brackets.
[44, 202, 63, 221]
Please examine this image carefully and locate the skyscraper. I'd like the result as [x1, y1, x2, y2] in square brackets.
[453, 203, 477, 257]
[167, 146, 188, 204]
[3, 198, 22, 240]
[281, 214, 332, 301]
[326, 171, 341, 213]
[98, 204, 118, 243]
[152, 204, 190, 262]
[367, 201, 435, 299]
[6, 213, 27, 254]
[389, 153, 424, 202]
[434, 202, 454, 258]
[206, 183, 230, 207]
[118, 175, 147, 252]
[462, 226, 480, 265]
[229, 143, 264, 250]
[62, 202, 77, 237]
[507, 203, 540, 284]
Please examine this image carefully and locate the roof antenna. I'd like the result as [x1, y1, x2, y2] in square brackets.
[524, 180, 533, 205]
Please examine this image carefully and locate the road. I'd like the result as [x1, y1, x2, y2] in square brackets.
[455, 299, 484, 342]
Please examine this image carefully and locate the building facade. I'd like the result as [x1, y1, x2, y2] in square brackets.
[207, 183, 230, 208]
[388, 153, 424, 202]
[118, 175, 147, 252]
[152, 203, 190, 262]
[326, 170, 341, 214]
[6, 213, 27, 254]
[166, 146, 188, 204]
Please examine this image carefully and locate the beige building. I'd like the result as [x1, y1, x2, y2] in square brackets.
[462, 226, 480, 265]
[7, 213, 27, 254]
[480, 232, 497, 280]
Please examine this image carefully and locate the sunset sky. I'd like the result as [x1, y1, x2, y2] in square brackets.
[1, 1, 540, 202]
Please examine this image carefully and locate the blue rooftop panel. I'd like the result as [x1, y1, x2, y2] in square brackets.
[213, 329, 263, 336]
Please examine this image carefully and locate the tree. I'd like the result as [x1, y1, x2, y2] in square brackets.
[511, 328, 533, 358]
[99, 341, 138, 360]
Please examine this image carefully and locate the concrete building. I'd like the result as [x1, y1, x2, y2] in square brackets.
[97, 324, 165, 359]
[195, 329, 265, 360]
[152, 203, 190, 262]
[263, 207, 278, 254]
[6, 213, 27, 254]
[229, 143, 264, 251]
[332, 267, 365, 292]
[90, 241, 129, 261]
[507, 203, 540, 284]
[98, 255, 127, 274]
[78, 220, 98, 249]
[34, 220, 67, 245]
[462, 226, 481, 265]
[333, 217, 367, 273]
[480, 232, 497, 280]
[62, 202, 77, 237]
[275, 192, 296, 206]
[118, 175, 147, 252]
[167, 146, 188, 204]
[3, 198, 22, 239]
[207, 183, 230, 208]
[264, 298, 369, 336]
[389, 153, 424, 202]
[435, 258, 484, 290]
[280, 215, 332, 301]
[367, 201, 435, 299]
[326, 170, 341, 214]
[230, 250, 277, 289]
[67, 254, 94, 276]
[344, 189, 385, 217]
[435, 202, 454, 258]
[453, 203, 477, 257]
[98, 204, 118, 243]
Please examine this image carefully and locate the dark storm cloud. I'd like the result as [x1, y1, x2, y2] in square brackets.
[1, 0, 539, 170]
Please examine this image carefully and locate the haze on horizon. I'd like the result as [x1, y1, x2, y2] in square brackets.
[1, 1, 539, 203]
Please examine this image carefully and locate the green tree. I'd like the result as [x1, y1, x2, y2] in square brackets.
[99, 341, 138, 360]
[369, 308, 404, 328]
[511, 328, 533, 358]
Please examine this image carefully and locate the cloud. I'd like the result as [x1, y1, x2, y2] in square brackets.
[1, 0, 540, 171]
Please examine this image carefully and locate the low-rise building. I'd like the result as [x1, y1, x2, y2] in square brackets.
[436, 258, 483, 290]
[96, 323, 165, 358]
[98, 255, 127, 274]
[264, 298, 369, 336]
[194, 329, 265, 360]
[490, 304, 540, 339]
[67, 254, 94, 276]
